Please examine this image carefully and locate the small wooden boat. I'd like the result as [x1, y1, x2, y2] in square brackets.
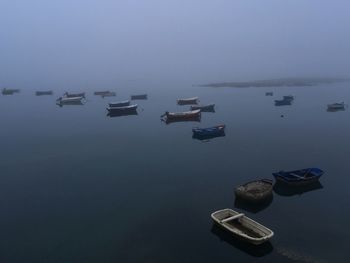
[177, 97, 199, 105]
[211, 209, 274, 245]
[107, 104, 138, 113]
[265, 92, 273, 96]
[108, 100, 130, 107]
[162, 109, 201, 121]
[101, 91, 116, 97]
[57, 96, 84, 104]
[190, 104, 215, 112]
[94, 91, 110, 95]
[192, 124, 225, 140]
[131, 94, 147, 100]
[273, 168, 324, 185]
[64, 92, 85, 98]
[35, 91, 53, 96]
[2, 88, 20, 95]
[235, 179, 273, 203]
[327, 102, 345, 110]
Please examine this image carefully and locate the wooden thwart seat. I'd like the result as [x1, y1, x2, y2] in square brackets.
[220, 213, 244, 223]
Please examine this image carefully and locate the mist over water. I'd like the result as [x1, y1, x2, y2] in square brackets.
[1, 1, 350, 262]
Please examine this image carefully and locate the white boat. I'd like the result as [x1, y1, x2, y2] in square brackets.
[107, 104, 138, 112]
[57, 96, 84, 104]
[109, 100, 130, 107]
[211, 208, 274, 245]
[177, 97, 199, 105]
[327, 102, 345, 110]
[162, 109, 201, 120]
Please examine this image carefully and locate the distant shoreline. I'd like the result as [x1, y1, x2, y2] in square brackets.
[197, 78, 350, 88]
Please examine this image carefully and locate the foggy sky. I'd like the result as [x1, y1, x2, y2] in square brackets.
[1, 0, 350, 88]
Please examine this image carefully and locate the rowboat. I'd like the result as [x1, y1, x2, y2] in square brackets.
[108, 100, 130, 107]
[190, 103, 215, 112]
[274, 99, 292, 106]
[235, 179, 273, 203]
[192, 124, 225, 140]
[2, 88, 20, 95]
[107, 104, 138, 113]
[35, 91, 53, 96]
[273, 168, 324, 185]
[101, 91, 116, 97]
[57, 96, 84, 104]
[94, 91, 110, 95]
[177, 97, 199, 105]
[107, 110, 138, 117]
[131, 94, 147, 100]
[162, 109, 201, 121]
[64, 92, 85, 98]
[327, 102, 345, 111]
[265, 92, 273, 96]
[211, 209, 274, 245]
[283, 95, 294, 101]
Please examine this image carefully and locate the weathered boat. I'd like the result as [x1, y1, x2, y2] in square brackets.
[162, 109, 201, 121]
[235, 179, 273, 203]
[131, 94, 147, 100]
[101, 91, 116, 97]
[265, 92, 273, 96]
[94, 91, 110, 95]
[107, 104, 138, 113]
[192, 124, 225, 140]
[177, 97, 199, 105]
[57, 96, 84, 104]
[64, 92, 85, 98]
[211, 208, 274, 245]
[35, 91, 53, 96]
[190, 103, 215, 112]
[273, 168, 324, 185]
[2, 88, 20, 95]
[327, 102, 345, 111]
[108, 100, 130, 107]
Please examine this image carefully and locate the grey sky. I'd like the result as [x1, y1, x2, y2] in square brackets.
[1, 0, 349, 87]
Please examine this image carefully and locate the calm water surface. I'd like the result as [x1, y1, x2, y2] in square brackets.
[0, 82, 349, 262]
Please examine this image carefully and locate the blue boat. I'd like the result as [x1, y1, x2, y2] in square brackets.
[273, 168, 324, 185]
[192, 125, 225, 140]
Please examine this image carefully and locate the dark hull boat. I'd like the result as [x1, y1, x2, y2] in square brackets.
[192, 124, 225, 140]
[235, 179, 273, 203]
[2, 88, 20, 95]
[273, 168, 324, 185]
[177, 97, 198, 105]
[64, 92, 85, 98]
[94, 91, 111, 95]
[56, 96, 84, 106]
[327, 102, 346, 112]
[190, 104, 215, 112]
[162, 109, 201, 122]
[131, 94, 147, 100]
[107, 111, 138, 117]
[36, 91, 53, 96]
[108, 100, 130, 107]
[101, 92, 116, 97]
[107, 104, 138, 113]
[274, 95, 294, 106]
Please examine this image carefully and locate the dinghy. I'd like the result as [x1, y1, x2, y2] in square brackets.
[190, 104, 215, 112]
[108, 100, 130, 107]
[161, 109, 201, 121]
[265, 92, 273, 96]
[107, 104, 138, 113]
[64, 92, 85, 98]
[57, 96, 84, 104]
[192, 125, 225, 140]
[94, 91, 111, 95]
[327, 102, 345, 111]
[36, 91, 53, 96]
[177, 97, 199, 105]
[2, 88, 20, 95]
[273, 168, 324, 185]
[101, 91, 116, 97]
[131, 94, 147, 100]
[235, 179, 273, 203]
[211, 208, 274, 245]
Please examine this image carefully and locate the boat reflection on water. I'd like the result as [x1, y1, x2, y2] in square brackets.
[56, 101, 84, 107]
[234, 195, 273, 214]
[162, 117, 201, 125]
[273, 181, 323, 196]
[107, 111, 138, 118]
[210, 224, 273, 257]
[192, 132, 225, 141]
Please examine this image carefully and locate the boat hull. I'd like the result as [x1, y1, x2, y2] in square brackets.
[109, 100, 130, 107]
[235, 179, 273, 203]
[107, 104, 138, 113]
[131, 94, 147, 100]
[211, 209, 274, 245]
[177, 97, 198, 105]
[190, 104, 215, 112]
[272, 168, 324, 186]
